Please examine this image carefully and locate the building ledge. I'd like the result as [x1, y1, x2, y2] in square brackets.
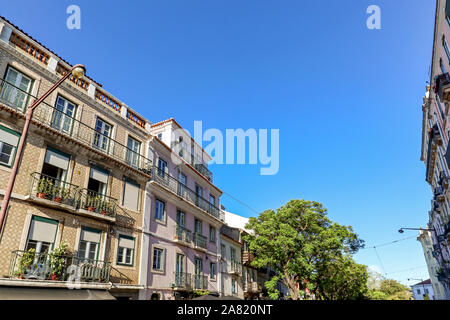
[0, 277, 111, 290]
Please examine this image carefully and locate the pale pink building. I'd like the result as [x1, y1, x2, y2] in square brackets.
[139, 119, 225, 300]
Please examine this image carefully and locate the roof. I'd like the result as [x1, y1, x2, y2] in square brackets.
[412, 279, 432, 287]
[0, 16, 102, 88]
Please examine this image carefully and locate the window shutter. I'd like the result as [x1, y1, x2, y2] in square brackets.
[90, 166, 109, 184]
[44, 149, 70, 170]
[123, 179, 140, 211]
[0, 128, 19, 146]
[81, 228, 101, 243]
[119, 235, 135, 249]
[28, 217, 58, 243]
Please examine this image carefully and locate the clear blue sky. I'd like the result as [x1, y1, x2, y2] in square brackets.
[1, 0, 436, 285]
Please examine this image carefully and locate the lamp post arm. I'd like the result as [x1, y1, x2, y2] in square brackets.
[0, 66, 76, 239]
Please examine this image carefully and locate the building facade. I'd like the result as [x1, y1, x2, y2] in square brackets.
[219, 225, 244, 299]
[417, 230, 447, 299]
[420, 0, 450, 299]
[0, 17, 152, 299]
[411, 279, 435, 300]
[138, 120, 225, 300]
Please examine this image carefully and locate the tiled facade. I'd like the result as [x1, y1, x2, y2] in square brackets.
[420, 0, 450, 300]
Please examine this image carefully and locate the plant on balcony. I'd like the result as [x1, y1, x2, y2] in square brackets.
[99, 199, 113, 215]
[85, 194, 100, 212]
[36, 177, 52, 198]
[189, 289, 209, 298]
[15, 248, 35, 279]
[49, 242, 69, 281]
[53, 185, 69, 203]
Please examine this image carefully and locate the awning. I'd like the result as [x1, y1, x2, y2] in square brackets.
[0, 287, 116, 300]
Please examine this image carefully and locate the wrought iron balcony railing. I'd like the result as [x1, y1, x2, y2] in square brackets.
[9, 250, 111, 283]
[174, 272, 192, 289]
[193, 233, 207, 249]
[29, 172, 79, 209]
[150, 167, 223, 221]
[77, 189, 118, 218]
[192, 274, 208, 290]
[0, 78, 152, 174]
[174, 225, 192, 243]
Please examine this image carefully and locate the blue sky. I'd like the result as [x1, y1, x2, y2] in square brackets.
[1, 0, 436, 285]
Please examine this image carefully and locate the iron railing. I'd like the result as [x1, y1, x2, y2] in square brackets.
[193, 274, 208, 290]
[174, 272, 192, 289]
[193, 233, 207, 249]
[151, 167, 222, 220]
[29, 172, 79, 209]
[174, 225, 192, 243]
[9, 250, 111, 283]
[77, 189, 117, 217]
[0, 78, 152, 174]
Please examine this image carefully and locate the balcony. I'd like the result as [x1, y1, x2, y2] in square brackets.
[174, 225, 192, 245]
[171, 141, 213, 182]
[150, 167, 223, 221]
[193, 233, 207, 250]
[434, 186, 446, 203]
[192, 274, 208, 290]
[28, 173, 117, 221]
[242, 251, 255, 265]
[440, 171, 450, 189]
[230, 261, 242, 275]
[0, 78, 152, 175]
[9, 250, 111, 283]
[77, 189, 117, 219]
[434, 73, 450, 103]
[174, 272, 192, 290]
[245, 281, 262, 293]
[29, 172, 79, 210]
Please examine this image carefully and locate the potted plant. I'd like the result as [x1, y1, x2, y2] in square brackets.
[86, 194, 98, 212]
[49, 242, 69, 281]
[99, 199, 112, 215]
[36, 177, 48, 199]
[54, 186, 69, 203]
[15, 248, 35, 279]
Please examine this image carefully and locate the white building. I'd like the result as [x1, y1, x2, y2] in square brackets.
[411, 279, 435, 300]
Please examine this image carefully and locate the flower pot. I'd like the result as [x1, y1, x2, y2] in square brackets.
[50, 273, 58, 281]
[54, 197, 62, 203]
[37, 193, 46, 199]
[88, 206, 95, 212]
[101, 210, 107, 215]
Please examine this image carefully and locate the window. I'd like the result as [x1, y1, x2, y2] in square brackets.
[25, 216, 58, 254]
[117, 235, 135, 266]
[210, 262, 216, 279]
[122, 178, 140, 211]
[52, 96, 76, 134]
[177, 170, 187, 197]
[195, 219, 202, 234]
[78, 227, 101, 261]
[0, 125, 20, 167]
[230, 247, 236, 263]
[0, 67, 33, 111]
[195, 184, 203, 206]
[126, 136, 140, 168]
[443, 36, 450, 64]
[209, 194, 215, 207]
[41, 147, 70, 181]
[152, 247, 164, 271]
[93, 118, 111, 152]
[157, 133, 162, 140]
[88, 166, 109, 196]
[232, 278, 237, 294]
[417, 289, 421, 294]
[176, 210, 185, 227]
[221, 244, 226, 260]
[157, 158, 167, 178]
[155, 199, 165, 221]
[209, 226, 216, 243]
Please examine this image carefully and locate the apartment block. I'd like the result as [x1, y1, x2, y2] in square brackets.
[219, 225, 244, 299]
[420, 0, 450, 299]
[0, 17, 152, 299]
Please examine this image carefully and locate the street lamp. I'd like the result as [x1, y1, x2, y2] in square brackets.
[0, 64, 86, 236]
[398, 227, 445, 266]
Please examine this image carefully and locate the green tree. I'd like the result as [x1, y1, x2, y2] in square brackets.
[244, 199, 365, 300]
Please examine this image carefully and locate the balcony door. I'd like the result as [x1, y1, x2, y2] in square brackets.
[126, 136, 140, 168]
[93, 118, 111, 152]
[177, 170, 187, 197]
[78, 227, 101, 261]
[194, 219, 202, 235]
[176, 253, 185, 274]
[1, 67, 32, 111]
[25, 216, 58, 254]
[88, 166, 109, 196]
[194, 257, 203, 288]
[41, 148, 70, 182]
[52, 96, 76, 134]
[176, 211, 185, 227]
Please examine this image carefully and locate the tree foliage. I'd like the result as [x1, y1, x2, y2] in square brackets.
[243, 199, 365, 300]
[365, 276, 412, 300]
